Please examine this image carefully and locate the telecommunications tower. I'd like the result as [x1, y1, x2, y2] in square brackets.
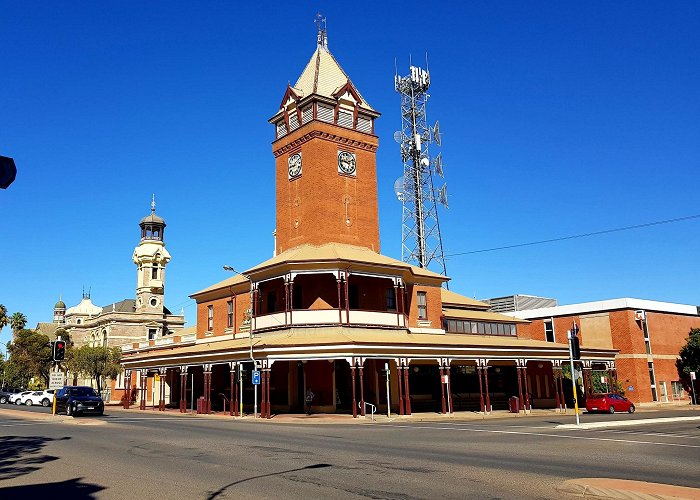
[394, 62, 449, 278]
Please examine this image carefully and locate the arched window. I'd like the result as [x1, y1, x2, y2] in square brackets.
[102, 330, 108, 347]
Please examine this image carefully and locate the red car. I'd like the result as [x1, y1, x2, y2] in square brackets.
[586, 393, 635, 414]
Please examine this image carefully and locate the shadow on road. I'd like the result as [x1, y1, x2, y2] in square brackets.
[0, 435, 70, 480]
[0, 477, 105, 499]
[207, 463, 332, 499]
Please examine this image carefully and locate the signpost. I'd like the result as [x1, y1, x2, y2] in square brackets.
[49, 372, 65, 390]
[691, 371, 697, 405]
[252, 370, 261, 385]
[567, 326, 581, 426]
[384, 362, 391, 418]
[252, 369, 260, 419]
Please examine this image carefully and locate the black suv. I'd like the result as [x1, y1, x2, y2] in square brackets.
[0, 388, 23, 404]
[55, 386, 104, 416]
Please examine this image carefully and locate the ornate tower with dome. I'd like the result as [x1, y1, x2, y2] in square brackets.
[133, 196, 171, 314]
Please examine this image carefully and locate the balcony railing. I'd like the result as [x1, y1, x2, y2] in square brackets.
[254, 309, 406, 330]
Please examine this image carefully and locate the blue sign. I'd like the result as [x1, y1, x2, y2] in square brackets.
[252, 370, 261, 385]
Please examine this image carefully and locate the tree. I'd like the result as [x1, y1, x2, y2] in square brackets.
[66, 345, 122, 395]
[0, 304, 9, 335]
[9, 312, 28, 335]
[7, 329, 52, 387]
[677, 328, 700, 402]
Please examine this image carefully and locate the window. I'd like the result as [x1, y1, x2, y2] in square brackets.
[356, 115, 372, 133]
[276, 121, 288, 138]
[672, 381, 685, 399]
[544, 320, 555, 342]
[207, 305, 213, 331]
[385, 288, 396, 311]
[152, 265, 158, 280]
[227, 300, 233, 328]
[150, 297, 158, 307]
[148, 328, 157, 340]
[301, 106, 313, 124]
[337, 109, 353, 128]
[417, 292, 427, 319]
[648, 362, 658, 402]
[288, 112, 299, 131]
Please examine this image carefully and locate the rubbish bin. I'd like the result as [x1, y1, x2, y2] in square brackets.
[509, 396, 520, 413]
[196, 397, 205, 414]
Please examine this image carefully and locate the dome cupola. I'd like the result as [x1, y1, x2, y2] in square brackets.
[140, 194, 166, 242]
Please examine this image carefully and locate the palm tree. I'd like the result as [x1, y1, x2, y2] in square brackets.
[9, 312, 27, 335]
[0, 304, 8, 334]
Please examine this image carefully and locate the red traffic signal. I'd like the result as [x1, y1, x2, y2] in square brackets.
[53, 341, 66, 361]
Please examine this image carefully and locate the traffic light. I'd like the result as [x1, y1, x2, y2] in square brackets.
[571, 334, 581, 360]
[53, 340, 66, 361]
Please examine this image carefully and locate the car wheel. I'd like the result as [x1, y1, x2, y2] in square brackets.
[0, 396, 7, 404]
[629, 405, 635, 414]
[42, 399, 51, 407]
[15, 399, 21, 405]
[66, 404, 73, 416]
[609, 406, 615, 414]
[25, 400, 32, 406]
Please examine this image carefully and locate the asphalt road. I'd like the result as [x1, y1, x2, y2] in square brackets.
[0, 405, 698, 499]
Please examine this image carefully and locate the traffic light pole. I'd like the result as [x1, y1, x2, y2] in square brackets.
[567, 330, 580, 426]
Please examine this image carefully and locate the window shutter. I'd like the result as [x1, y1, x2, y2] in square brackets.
[317, 105, 334, 123]
[302, 106, 313, 124]
[356, 116, 372, 133]
[276, 121, 288, 138]
[289, 113, 299, 131]
[337, 110, 353, 128]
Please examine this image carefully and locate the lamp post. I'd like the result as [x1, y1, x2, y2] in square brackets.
[223, 265, 258, 418]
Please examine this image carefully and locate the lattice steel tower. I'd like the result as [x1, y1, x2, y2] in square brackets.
[394, 63, 448, 278]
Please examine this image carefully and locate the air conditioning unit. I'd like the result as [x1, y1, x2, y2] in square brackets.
[634, 310, 646, 322]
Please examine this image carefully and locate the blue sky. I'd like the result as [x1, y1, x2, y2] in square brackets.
[2, 2, 699, 347]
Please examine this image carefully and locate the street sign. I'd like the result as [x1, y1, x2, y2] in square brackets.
[442, 375, 449, 384]
[601, 376, 607, 384]
[252, 370, 261, 385]
[49, 372, 65, 390]
[691, 371, 696, 381]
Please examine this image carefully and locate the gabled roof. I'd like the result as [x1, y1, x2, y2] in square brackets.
[293, 45, 375, 112]
[441, 289, 491, 310]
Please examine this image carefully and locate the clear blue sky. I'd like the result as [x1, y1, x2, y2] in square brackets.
[2, 2, 699, 347]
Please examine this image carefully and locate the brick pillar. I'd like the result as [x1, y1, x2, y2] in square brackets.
[180, 370, 187, 413]
[230, 366, 235, 417]
[446, 365, 453, 414]
[611, 369, 618, 394]
[158, 370, 165, 411]
[403, 364, 411, 415]
[397, 365, 404, 416]
[523, 365, 531, 411]
[516, 366, 524, 413]
[583, 368, 593, 396]
[337, 280, 343, 324]
[234, 365, 239, 416]
[484, 366, 491, 413]
[123, 370, 131, 409]
[439, 367, 447, 414]
[266, 369, 272, 419]
[359, 366, 365, 417]
[139, 371, 147, 410]
[351, 366, 357, 418]
[477, 366, 485, 413]
[203, 371, 212, 414]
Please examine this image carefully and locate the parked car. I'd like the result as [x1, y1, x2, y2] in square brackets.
[10, 391, 32, 405]
[0, 388, 23, 404]
[55, 386, 104, 416]
[586, 393, 635, 414]
[21, 390, 55, 407]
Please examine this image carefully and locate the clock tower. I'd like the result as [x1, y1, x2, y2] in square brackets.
[133, 196, 170, 313]
[270, 21, 381, 254]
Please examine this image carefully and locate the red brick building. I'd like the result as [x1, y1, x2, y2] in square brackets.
[512, 299, 699, 405]
[118, 28, 617, 417]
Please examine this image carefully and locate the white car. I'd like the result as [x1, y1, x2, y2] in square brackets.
[21, 390, 55, 407]
[10, 391, 32, 404]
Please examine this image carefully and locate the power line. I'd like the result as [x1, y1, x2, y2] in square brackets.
[445, 214, 700, 258]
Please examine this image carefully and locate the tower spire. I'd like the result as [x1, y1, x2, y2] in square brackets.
[151, 193, 156, 214]
[316, 13, 328, 50]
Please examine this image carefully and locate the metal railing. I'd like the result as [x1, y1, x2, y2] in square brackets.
[361, 402, 376, 421]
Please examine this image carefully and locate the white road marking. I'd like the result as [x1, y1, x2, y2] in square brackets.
[380, 423, 700, 449]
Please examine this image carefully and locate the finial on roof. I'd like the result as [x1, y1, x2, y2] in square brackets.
[151, 194, 156, 214]
[316, 13, 328, 50]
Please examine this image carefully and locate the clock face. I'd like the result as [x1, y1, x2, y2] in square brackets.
[337, 151, 356, 176]
[288, 153, 302, 179]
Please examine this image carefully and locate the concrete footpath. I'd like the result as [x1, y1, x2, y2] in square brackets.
[559, 478, 700, 499]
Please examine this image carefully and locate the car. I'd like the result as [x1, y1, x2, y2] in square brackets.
[55, 386, 104, 416]
[21, 390, 55, 407]
[10, 391, 32, 405]
[0, 388, 23, 404]
[586, 393, 635, 414]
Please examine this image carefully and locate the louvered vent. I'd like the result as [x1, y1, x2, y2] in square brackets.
[302, 106, 313, 124]
[356, 116, 372, 133]
[289, 113, 299, 131]
[276, 121, 288, 138]
[317, 105, 334, 123]
[337, 110, 353, 128]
